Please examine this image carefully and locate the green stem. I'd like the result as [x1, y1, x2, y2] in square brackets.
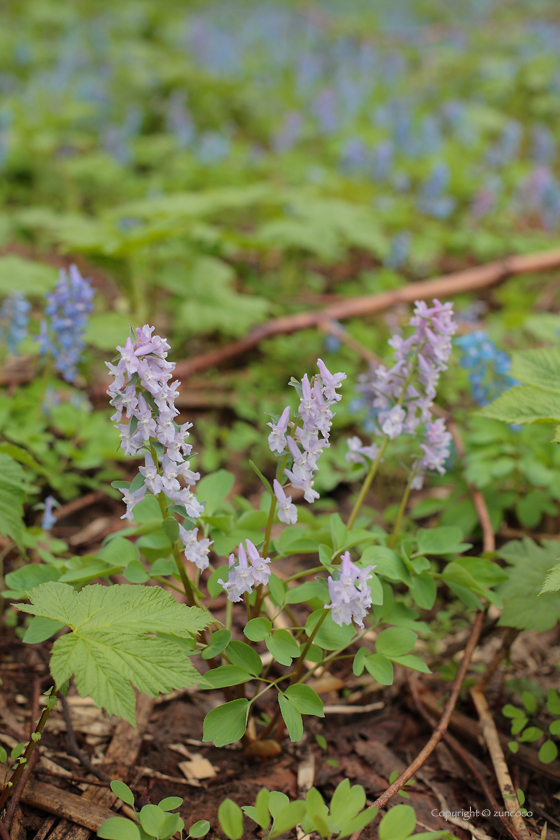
[347, 437, 389, 530]
[225, 599, 233, 632]
[156, 492, 196, 607]
[284, 566, 324, 583]
[0, 688, 60, 810]
[389, 472, 416, 549]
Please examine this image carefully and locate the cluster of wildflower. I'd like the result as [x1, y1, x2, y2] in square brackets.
[353, 299, 457, 489]
[38, 265, 94, 383]
[268, 359, 346, 513]
[326, 552, 375, 628]
[410, 419, 453, 490]
[456, 330, 515, 406]
[41, 496, 57, 531]
[219, 539, 271, 602]
[345, 436, 380, 466]
[107, 325, 211, 570]
[0, 292, 31, 355]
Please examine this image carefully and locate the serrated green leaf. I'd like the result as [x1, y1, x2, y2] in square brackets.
[479, 385, 560, 424]
[0, 453, 27, 548]
[497, 538, 560, 631]
[18, 582, 209, 725]
[509, 346, 560, 393]
[540, 561, 560, 594]
[203, 699, 249, 746]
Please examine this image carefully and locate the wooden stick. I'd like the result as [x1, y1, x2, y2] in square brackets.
[173, 247, 560, 379]
[470, 689, 532, 840]
[348, 608, 485, 840]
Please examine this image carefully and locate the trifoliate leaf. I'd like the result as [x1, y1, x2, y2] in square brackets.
[17, 582, 209, 725]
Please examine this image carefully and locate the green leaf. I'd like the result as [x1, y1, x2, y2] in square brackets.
[278, 693, 303, 742]
[225, 640, 263, 675]
[408, 573, 437, 610]
[548, 689, 560, 715]
[362, 547, 410, 584]
[550, 720, 560, 735]
[364, 654, 394, 685]
[203, 699, 250, 746]
[0, 746, 6, 764]
[497, 538, 560, 631]
[218, 799, 243, 840]
[23, 616, 65, 644]
[124, 560, 150, 584]
[511, 716, 528, 735]
[286, 580, 328, 604]
[338, 808, 378, 838]
[378, 804, 416, 840]
[330, 779, 366, 830]
[268, 792, 290, 819]
[196, 470, 235, 516]
[162, 517, 180, 544]
[539, 740, 558, 764]
[253, 788, 270, 830]
[202, 630, 232, 660]
[388, 655, 431, 674]
[4, 564, 61, 601]
[98, 537, 140, 568]
[265, 629, 300, 666]
[353, 647, 368, 676]
[270, 801, 307, 838]
[442, 562, 501, 607]
[284, 685, 324, 717]
[508, 741, 519, 753]
[416, 527, 470, 556]
[110, 781, 135, 807]
[521, 692, 537, 715]
[188, 820, 210, 838]
[244, 618, 272, 642]
[0, 453, 28, 548]
[502, 704, 525, 719]
[305, 609, 356, 651]
[97, 817, 141, 840]
[518, 726, 543, 742]
[540, 561, 560, 594]
[18, 582, 209, 725]
[139, 805, 166, 838]
[479, 385, 560, 425]
[203, 665, 252, 689]
[158, 797, 182, 812]
[305, 788, 329, 836]
[0, 256, 58, 295]
[268, 573, 287, 607]
[509, 346, 560, 394]
[248, 461, 272, 494]
[160, 813, 184, 840]
[376, 628, 417, 658]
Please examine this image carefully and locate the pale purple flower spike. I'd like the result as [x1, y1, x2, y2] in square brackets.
[219, 539, 271, 602]
[354, 299, 457, 487]
[107, 325, 208, 566]
[268, 358, 346, 513]
[345, 436, 380, 466]
[326, 551, 376, 628]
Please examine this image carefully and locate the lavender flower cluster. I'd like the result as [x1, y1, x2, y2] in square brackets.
[456, 329, 515, 406]
[351, 299, 457, 489]
[326, 552, 375, 628]
[107, 325, 211, 571]
[0, 292, 31, 355]
[218, 539, 271, 602]
[268, 359, 346, 517]
[39, 265, 94, 383]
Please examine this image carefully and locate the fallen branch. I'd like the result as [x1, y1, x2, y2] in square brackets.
[409, 678, 525, 840]
[174, 247, 560, 379]
[19, 780, 116, 832]
[470, 688, 532, 840]
[3, 750, 39, 831]
[348, 608, 485, 840]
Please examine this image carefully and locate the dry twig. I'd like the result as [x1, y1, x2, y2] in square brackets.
[470, 688, 532, 840]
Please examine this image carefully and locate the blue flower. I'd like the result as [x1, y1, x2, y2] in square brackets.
[0, 292, 31, 355]
[39, 265, 94, 383]
[456, 330, 516, 405]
